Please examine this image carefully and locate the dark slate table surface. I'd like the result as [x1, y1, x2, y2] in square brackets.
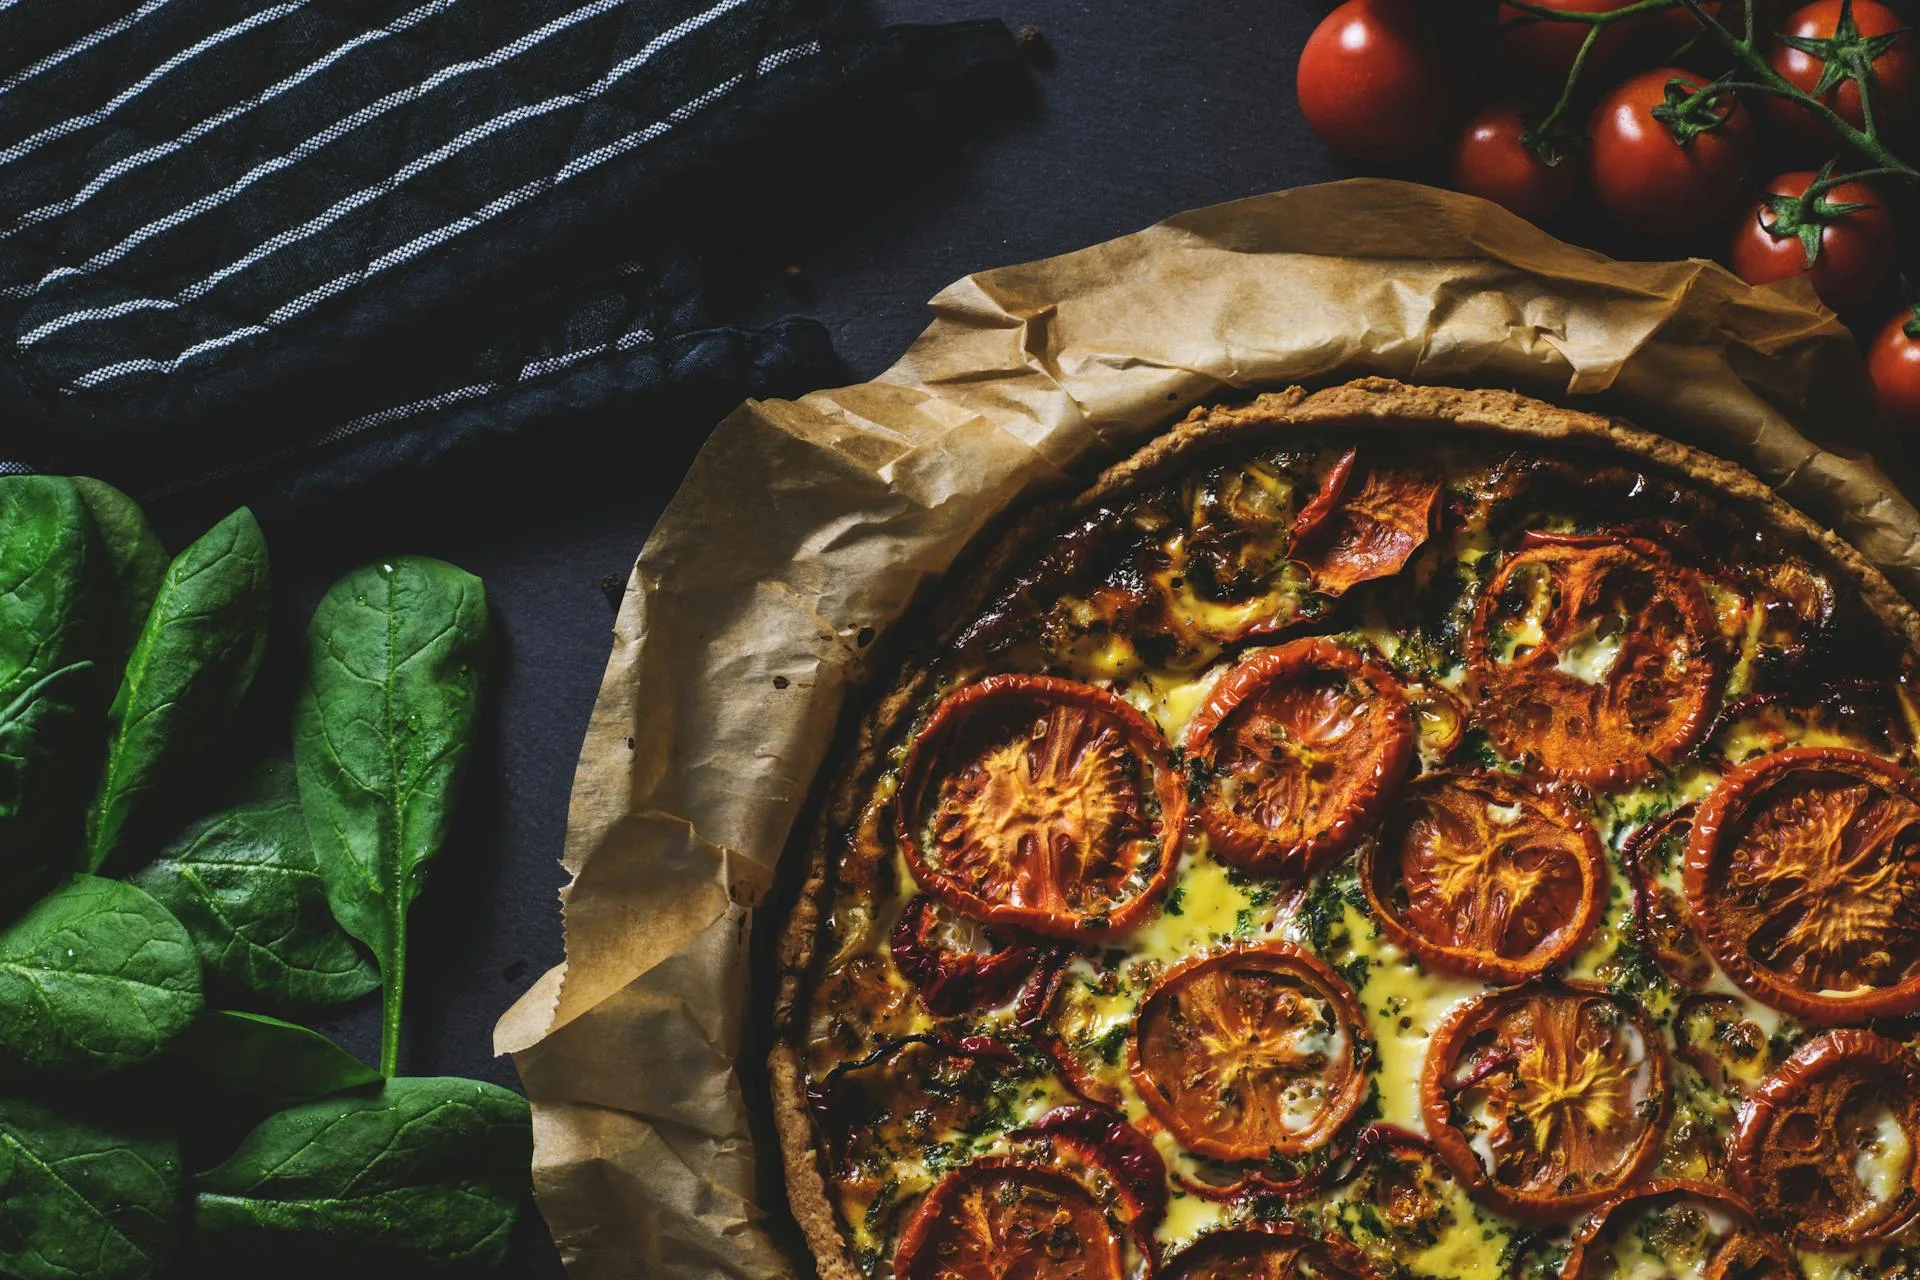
[226, 2, 1711, 1273]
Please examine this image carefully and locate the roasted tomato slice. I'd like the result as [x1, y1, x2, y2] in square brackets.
[1468, 537, 1720, 786]
[1728, 1029, 1920, 1248]
[1674, 995, 1774, 1096]
[1364, 771, 1606, 984]
[1007, 1105, 1169, 1254]
[899, 675, 1187, 939]
[1291, 448, 1443, 597]
[1187, 639, 1414, 876]
[1160, 1223, 1383, 1280]
[893, 1158, 1125, 1280]
[890, 895, 1045, 1016]
[1620, 805, 1713, 989]
[1705, 682, 1909, 766]
[1685, 747, 1920, 1022]
[1421, 985, 1669, 1219]
[1131, 942, 1369, 1162]
[1560, 1180, 1795, 1280]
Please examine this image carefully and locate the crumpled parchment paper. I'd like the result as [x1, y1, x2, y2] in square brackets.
[495, 178, 1920, 1280]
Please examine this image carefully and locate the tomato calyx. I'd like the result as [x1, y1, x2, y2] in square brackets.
[1906, 301, 1920, 340]
[1754, 159, 1882, 266]
[1648, 73, 1741, 145]
[1778, 0, 1909, 111]
[890, 895, 1049, 1016]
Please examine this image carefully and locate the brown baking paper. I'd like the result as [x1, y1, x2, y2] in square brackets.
[494, 178, 1920, 1280]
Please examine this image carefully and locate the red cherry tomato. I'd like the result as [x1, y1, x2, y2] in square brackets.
[1499, 1, 1639, 81]
[1448, 105, 1578, 223]
[1767, 0, 1916, 146]
[1297, 0, 1452, 164]
[1868, 308, 1920, 435]
[1498, 2, 1727, 80]
[1588, 67, 1755, 239]
[1728, 171, 1896, 320]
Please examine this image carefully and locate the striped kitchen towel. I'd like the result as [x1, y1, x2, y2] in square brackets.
[0, 1, 1018, 509]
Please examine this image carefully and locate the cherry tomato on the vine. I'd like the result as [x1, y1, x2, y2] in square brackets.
[1588, 67, 1755, 239]
[1869, 308, 1920, 435]
[1498, 1, 1641, 81]
[1448, 105, 1579, 222]
[1766, 0, 1917, 146]
[1728, 170, 1896, 320]
[1498, 1, 1727, 81]
[1297, 0, 1451, 164]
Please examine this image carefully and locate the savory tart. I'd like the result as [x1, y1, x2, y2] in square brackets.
[770, 378, 1920, 1280]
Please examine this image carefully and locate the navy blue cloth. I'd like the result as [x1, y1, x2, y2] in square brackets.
[0, 1, 1019, 510]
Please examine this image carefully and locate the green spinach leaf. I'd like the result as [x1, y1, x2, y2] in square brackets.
[0, 875, 202, 1078]
[131, 762, 377, 1010]
[71, 478, 166, 665]
[193, 1076, 528, 1272]
[293, 559, 488, 1075]
[88, 508, 271, 874]
[174, 1011, 378, 1113]
[0, 476, 111, 892]
[0, 1092, 180, 1280]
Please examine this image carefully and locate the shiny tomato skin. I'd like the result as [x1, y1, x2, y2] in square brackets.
[1498, 1, 1639, 81]
[1498, 2, 1728, 79]
[1869, 310, 1920, 435]
[1297, 0, 1451, 164]
[1727, 172, 1896, 321]
[1588, 67, 1755, 239]
[1766, 0, 1917, 145]
[1447, 105, 1578, 223]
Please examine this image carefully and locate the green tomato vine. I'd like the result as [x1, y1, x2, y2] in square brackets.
[1501, 0, 1918, 189]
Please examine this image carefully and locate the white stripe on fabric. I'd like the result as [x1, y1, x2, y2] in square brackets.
[70, 324, 269, 388]
[0, 3, 303, 167]
[14, 0, 633, 302]
[314, 323, 656, 437]
[0, 0, 180, 96]
[60, 41, 818, 389]
[2, 0, 462, 239]
[266, 59, 773, 322]
[19, 0, 756, 349]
